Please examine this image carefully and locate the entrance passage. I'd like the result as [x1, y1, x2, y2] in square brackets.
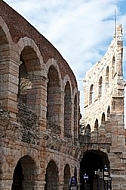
[12, 155, 37, 190]
[45, 160, 58, 190]
[12, 161, 23, 190]
[63, 164, 71, 190]
[80, 150, 110, 190]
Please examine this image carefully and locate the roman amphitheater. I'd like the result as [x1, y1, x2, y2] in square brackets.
[0, 1, 126, 190]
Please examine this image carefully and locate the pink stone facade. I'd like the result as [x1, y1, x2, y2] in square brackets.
[1, 1, 126, 190]
[0, 1, 80, 190]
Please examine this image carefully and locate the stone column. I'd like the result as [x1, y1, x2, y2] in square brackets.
[60, 91, 65, 139]
[0, 57, 20, 122]
[58, 181, 64, 190]
[115, 24, 123, 77]
[34, 181, 46, 190]
[0, 179, 13, 190]
[30, 74, 48, 132]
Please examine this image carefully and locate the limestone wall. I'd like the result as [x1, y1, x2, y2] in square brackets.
[84, 24, 124, 131]
[82, 24, 126, 190]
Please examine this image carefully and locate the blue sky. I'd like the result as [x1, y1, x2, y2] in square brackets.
[4, 0, 126, 116]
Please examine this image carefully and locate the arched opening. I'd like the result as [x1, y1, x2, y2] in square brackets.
[84, 124, 91, 143]
[12, 155, 37, 190]
[0, 26, 8, 45]
[112, 56, 116, 78]
[45, 160, 59, 190]
[106, 66, 109, 89]
[94, 119, 98, 130]
[63, 164, 71, 190]
[107, 106, 110, 119]
[89, 84, 94, 104]
[17, 48, 40, 144]
[98, 77, 102, 98]
[74, 94, 78, 141]
[47, 65, 61, 134]
[101, 113, 105, 124]
[64, 81, 72, 138]
[18, 57, 30, 104]
[80, 150, 110, 190]
[18, 46, 40, 111]
[12, 160, 23, 190]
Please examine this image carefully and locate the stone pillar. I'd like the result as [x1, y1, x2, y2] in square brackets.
[71, 97, 75, 140]
[30, 74, 47, 131]
[34, 181, 46, 190]
[0, 57, 19, 122]
[60, 91, 65, 138]
[105, 120, 112, 143]
[115, 24, 123, 77]
[0, 179, 13, 190]
[98, 124, 106, 143]
[58, 181, 64, 190]
[91, 129, 98, 143]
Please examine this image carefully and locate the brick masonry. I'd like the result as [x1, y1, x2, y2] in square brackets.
[0, 1, 80, 190]
[0, 1, 126, 190]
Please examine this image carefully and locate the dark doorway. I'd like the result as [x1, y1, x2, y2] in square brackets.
[12, 161, 23, 190]
[12, 155, 37, 190]
[63, 164, 71, 190]
[45, 160, 58, 190]
[80, 150, 110, 190]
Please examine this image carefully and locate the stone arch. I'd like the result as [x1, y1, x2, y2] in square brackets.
[80, 150, 110, 190]
[89, 84, 94, 104]
[63, 75, 72, 92]
[47, 65, 62, 134]
[101, 112, 105, 124]
[107, 106, 110, 119]
[112, 55, 116, 78]
[106, 66, 109, 88]
[74, 93, 78, 141]
[63, 164, 71, 190]
[17, 44, 43, 144]
[0, 26, 8, 45]
[85, 124, 91, 134]
[94, 119, 98, 130]
[0, 16, 13, 45]
[46, 58, 62, 81]
[17, 43, 42, 111]
[64, 81, 72, 138]
[45, 160, 59, 190]
[98, 76, 102, 98]
[17, 37, 43, 64]
[17, 37, 47, 127]
[12, 155, 38, 190]
[84, 124, 91, 143]
[0, 18, 13, 108]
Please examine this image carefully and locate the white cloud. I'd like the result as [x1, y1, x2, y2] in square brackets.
[4, 0, 126, 116]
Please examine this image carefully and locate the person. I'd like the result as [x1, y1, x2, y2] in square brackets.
[69, 175, 78, 190]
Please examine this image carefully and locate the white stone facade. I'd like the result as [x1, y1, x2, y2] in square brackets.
[81, 24, 126, 190]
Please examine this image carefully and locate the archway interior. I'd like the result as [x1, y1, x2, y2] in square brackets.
[12, 161, 23, 190]
[12, 155, 37, 190]
[18, 46, 40, 110]
[80, 150, 109, 190]
[47, 65, 61, 127]
[63, 164, 70, 190]
[0, 26, 8, 45]
[64, 81, 72, 137]
[45, 160, 58, 190]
